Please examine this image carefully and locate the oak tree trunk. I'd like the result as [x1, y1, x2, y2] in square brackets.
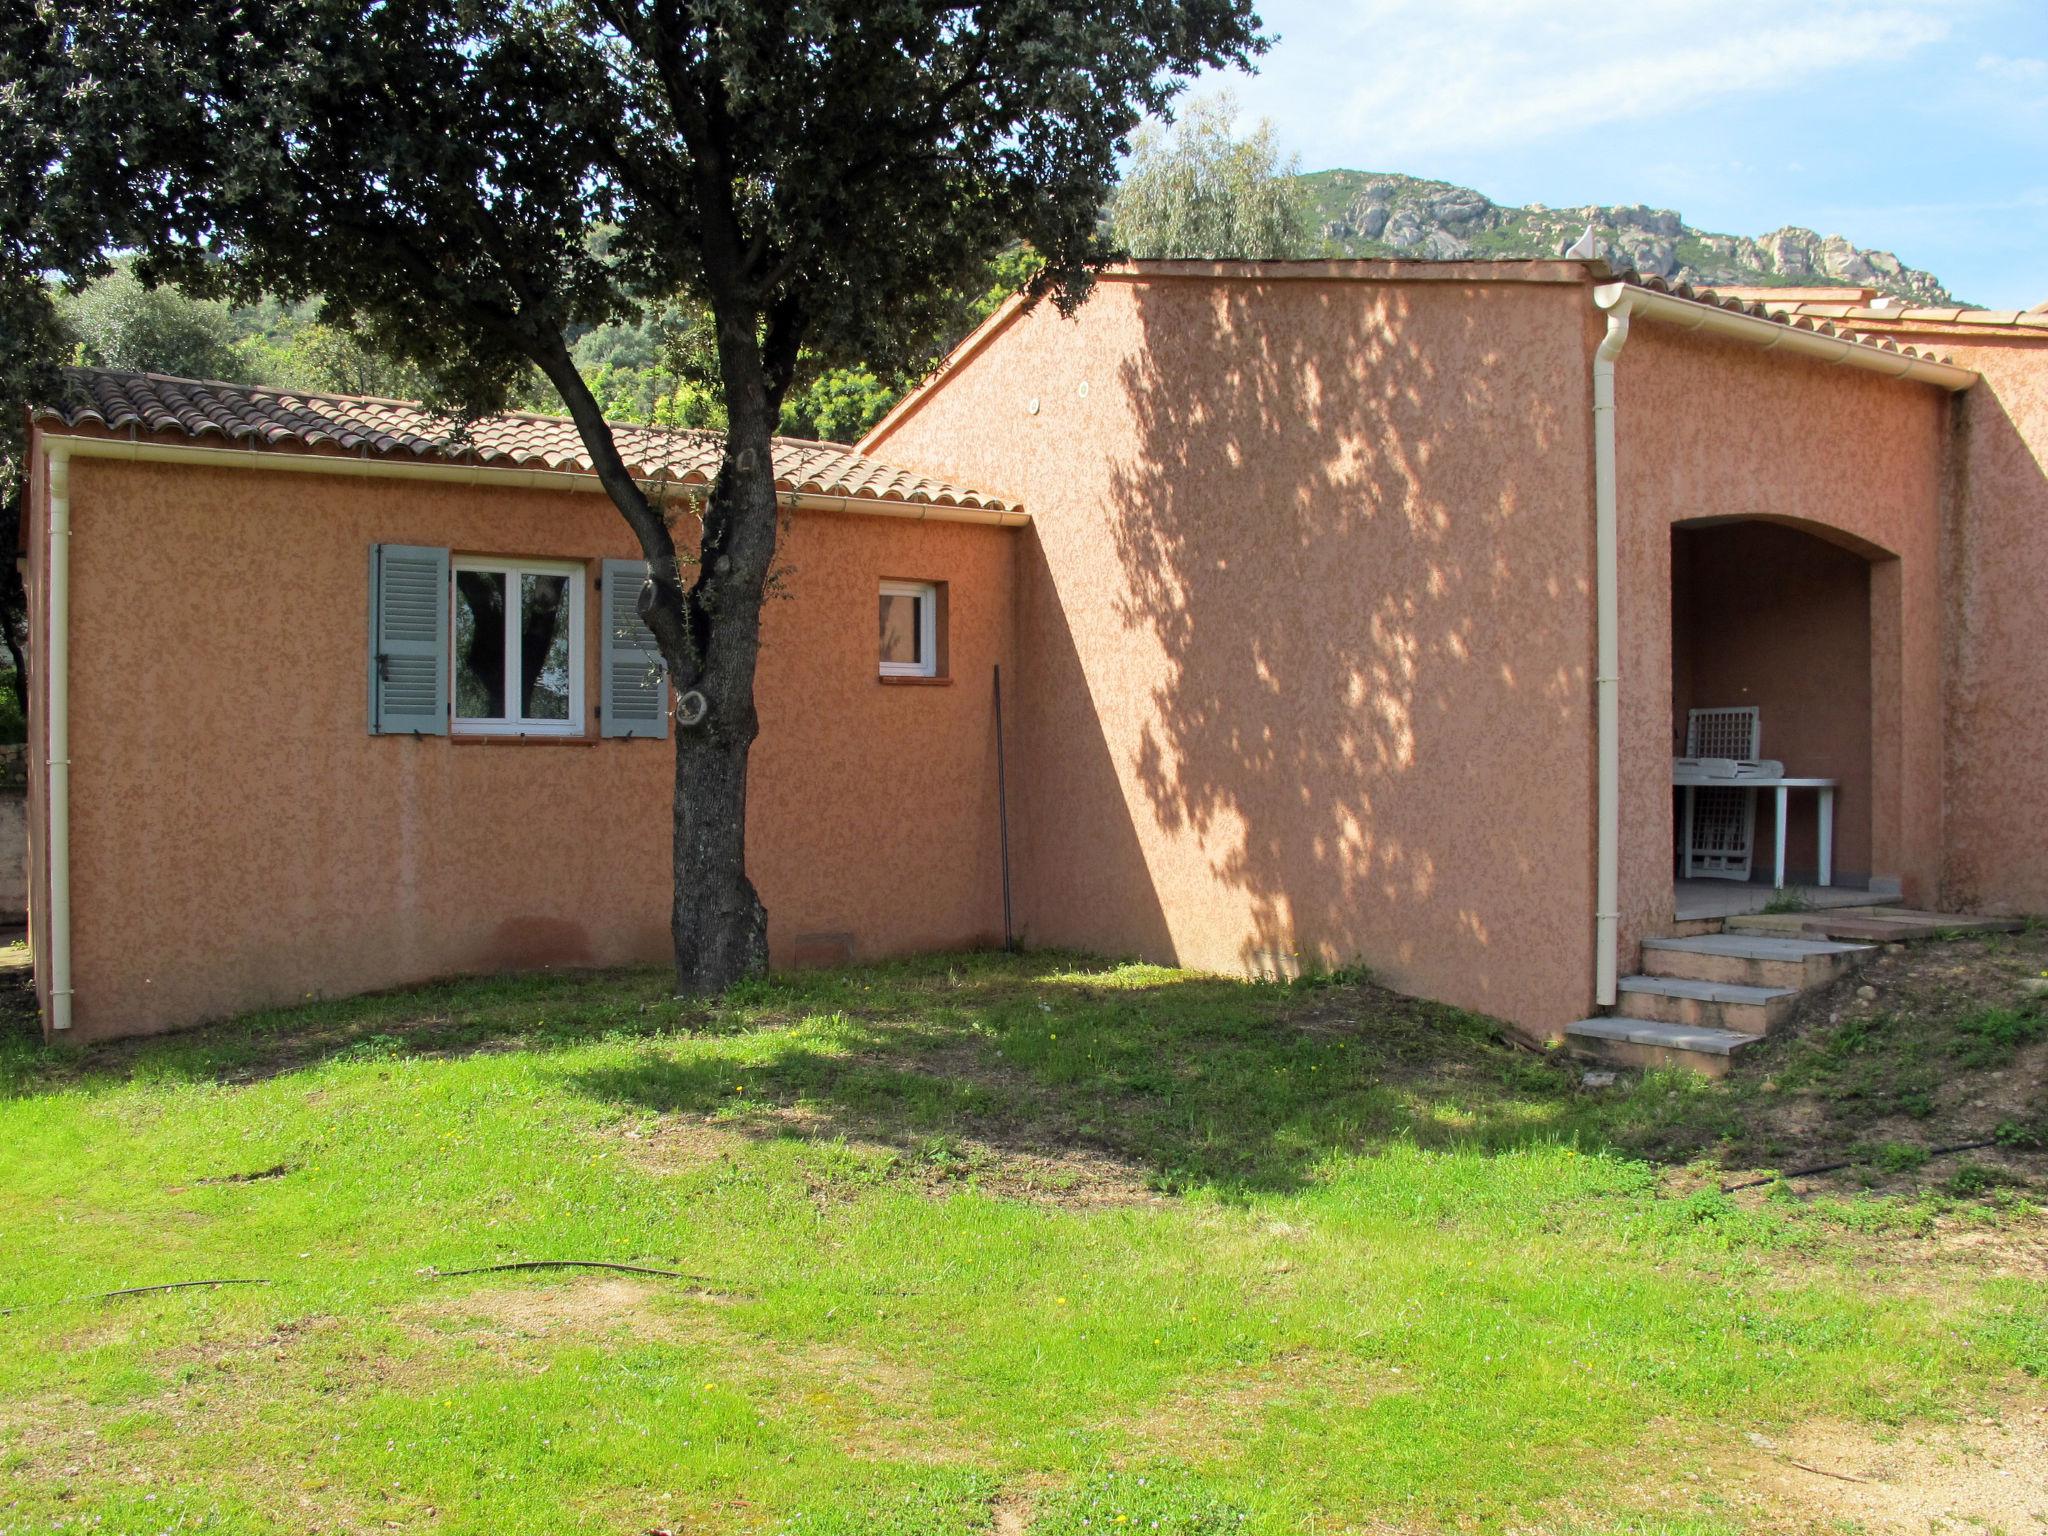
[662, 306, 787, 995]
[529, 297, 793, 999]
[670, 708, 767, 990]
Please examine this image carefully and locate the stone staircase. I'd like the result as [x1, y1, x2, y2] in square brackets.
[1565, 907, 2023, 1076]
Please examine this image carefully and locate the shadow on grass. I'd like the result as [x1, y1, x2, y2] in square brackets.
[0, 947, 1647, 1197]
[5, 940, 2038, 1200]
[558, 954, 1615, 1196]
[0, 960, 696, 1092]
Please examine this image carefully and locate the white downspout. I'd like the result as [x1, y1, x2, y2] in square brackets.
[1591, 297, 1633, 1009]
[46, 444, 72, 1031]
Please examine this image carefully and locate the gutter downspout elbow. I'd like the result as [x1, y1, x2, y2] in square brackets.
[1591, 297, 1631, 1010]
[46, 443, 72, 1032]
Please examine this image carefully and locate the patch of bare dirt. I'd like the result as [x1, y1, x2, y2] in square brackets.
[407, 1275, 979, 1467]
[1707, 928, 2048, 1196]
[400, 1275, 689, 1343]
[989, 1488, 1041, 1536]
[964, 1145, 1163, 1206]
[1924, 1217, 2048, 1277]
[1126, 1349, 1406, 1460]
[611, 1096, 1165, 1210]
[1719, 1404, 2048, 1533]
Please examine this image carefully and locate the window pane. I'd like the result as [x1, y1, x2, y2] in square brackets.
[520, 573, 572, 721]
[879, 592, 923, 666]
[454, 569, 507, 719]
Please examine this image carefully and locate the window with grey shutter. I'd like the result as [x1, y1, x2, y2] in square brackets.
[369, 543, 450, 734]
[600, 558, 669, 738]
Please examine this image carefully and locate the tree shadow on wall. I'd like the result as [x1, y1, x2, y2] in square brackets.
[1102, 276, 1589, 1015]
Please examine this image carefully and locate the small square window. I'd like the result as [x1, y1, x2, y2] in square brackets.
[452, 556, 586, 734]
[879, 580, 939, 678]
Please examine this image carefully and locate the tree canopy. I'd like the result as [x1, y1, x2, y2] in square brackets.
[1108, 89, 1314, 260]
[57, 268, 248, 382]
[33, 253, 1027, 442]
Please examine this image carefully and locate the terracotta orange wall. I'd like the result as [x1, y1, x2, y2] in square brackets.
[1611, 322, 1951, 954]
[869, 272, 1601, 1034]
[1761, 321, 2048, 915]
[1671, 521, 1874, 880]
[27, 449, 1016, 1041]
[1931, 339, 2048, 913]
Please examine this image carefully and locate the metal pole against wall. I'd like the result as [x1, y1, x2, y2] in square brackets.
[993, 664, 1014, 951]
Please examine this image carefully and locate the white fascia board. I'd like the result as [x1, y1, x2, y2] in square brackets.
[43, 432, 1029, 526]
[1594, 282, 1978, 392]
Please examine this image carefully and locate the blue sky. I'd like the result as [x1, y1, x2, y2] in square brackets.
[1200, 0, 2048, 308]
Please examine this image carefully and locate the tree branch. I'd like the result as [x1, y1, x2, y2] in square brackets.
[521, 326, 697, 673]
[760, 292, 805, 406]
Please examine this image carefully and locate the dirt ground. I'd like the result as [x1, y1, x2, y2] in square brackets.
[1720, 1403, 2048, 1534]
[1676, 925, 2048, 1197]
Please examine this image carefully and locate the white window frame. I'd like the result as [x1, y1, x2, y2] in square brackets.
[879, 579, 939, 678]
[450, 556, 587, 736]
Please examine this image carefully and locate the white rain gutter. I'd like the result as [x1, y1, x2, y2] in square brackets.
[1585, 281, 1976, 1009]
[46, 434, 1030, 526]
[1590, 304, 1629, 1008]
[1592, 282, 1979, 391]
[45, 443, 72, 1031]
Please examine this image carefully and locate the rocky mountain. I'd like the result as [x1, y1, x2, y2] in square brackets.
[1300, 170, 1956, 306]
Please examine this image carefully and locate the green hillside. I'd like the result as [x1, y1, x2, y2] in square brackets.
[1298, 169, 1957, 305]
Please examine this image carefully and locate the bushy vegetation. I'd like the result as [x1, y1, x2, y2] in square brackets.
[0, 669, 23, 745]
[1108, 91, 1316, 261]
[50, 250, 1040, 443]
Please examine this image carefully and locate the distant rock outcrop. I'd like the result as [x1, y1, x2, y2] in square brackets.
[1300, 170, 1957, 306]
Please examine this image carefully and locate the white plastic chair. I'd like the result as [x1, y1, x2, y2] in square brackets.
[1683, 708, 1760, 879]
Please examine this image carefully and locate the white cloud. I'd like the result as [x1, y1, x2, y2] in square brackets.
[1978, 52, 2048, 82]
[1243, 0, 1955, 161]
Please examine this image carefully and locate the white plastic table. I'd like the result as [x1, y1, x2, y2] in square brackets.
[1672, 769, 1837, 889]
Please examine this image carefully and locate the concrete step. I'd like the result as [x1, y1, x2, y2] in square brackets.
[1665, 916, 1728, 940]
[1724, 907, 2026, 943]
[1615, 974, 1799, 1035]
[1860, 906, 2025, 928]
[1565, 1016, 1756, 1078]
[1809, 908, 2024, 942]
[1641, 932, 1874, 990]
[1723, 911, 1858, 938]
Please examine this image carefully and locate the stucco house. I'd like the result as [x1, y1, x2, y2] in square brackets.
[18, 259, 2048, 1064]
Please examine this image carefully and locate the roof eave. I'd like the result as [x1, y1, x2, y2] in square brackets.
[31, 424, 1028, 524]
[1595, 280, 1978, 392]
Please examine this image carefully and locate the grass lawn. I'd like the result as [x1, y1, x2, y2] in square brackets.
[1, 948, 2043, 1534]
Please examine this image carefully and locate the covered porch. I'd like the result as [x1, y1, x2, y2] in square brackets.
[1667, 517, 1890, 919]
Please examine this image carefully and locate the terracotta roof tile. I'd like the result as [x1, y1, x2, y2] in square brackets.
[1759, 297, 2048, 338]
[36, 368, 1020, 515]
[1691, 285, 1878, 305]
[1614, 273, 1961, 368]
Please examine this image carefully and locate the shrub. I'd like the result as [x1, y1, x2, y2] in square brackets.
[1896, 1088, 1935, 1119]
[1952, 1006, 2046, 1067]
[1993, 1115, 2047, 1150]
[1944, 1161, 2018, 1198]
[1873, 1141, 1930, 1175]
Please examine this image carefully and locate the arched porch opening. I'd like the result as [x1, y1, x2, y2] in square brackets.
[1669, 516, 1892, 917]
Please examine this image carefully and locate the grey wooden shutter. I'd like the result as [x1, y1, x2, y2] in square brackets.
[369, 543, 450, 735]
[601, 558, 669, 738]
